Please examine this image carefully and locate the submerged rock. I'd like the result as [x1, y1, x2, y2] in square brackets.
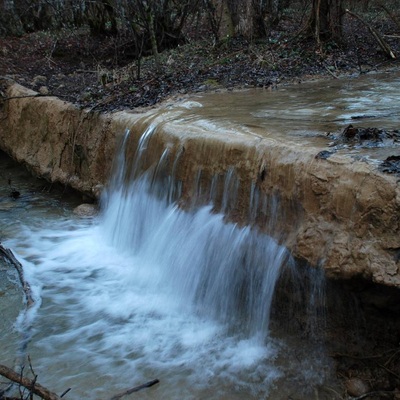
[73, 203, 98, 217]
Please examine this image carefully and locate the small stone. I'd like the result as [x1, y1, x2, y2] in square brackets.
[73, 203, 98, 218]
[32, 75, 47, 86]
[92, 184, 104, 199]
[39, 86, 49, 95]
[345, 378, 369, 397]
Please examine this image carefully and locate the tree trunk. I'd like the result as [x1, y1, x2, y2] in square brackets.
[146, 4, 161, 71]
[309, 0, 344, 43]
[224, 0, 283, 39]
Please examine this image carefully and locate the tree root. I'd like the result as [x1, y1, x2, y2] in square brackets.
[0, 243, 34, 307]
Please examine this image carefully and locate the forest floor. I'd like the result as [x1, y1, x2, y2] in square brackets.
[1, 10, 400, 112]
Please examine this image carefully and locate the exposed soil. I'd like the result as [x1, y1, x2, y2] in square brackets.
[0, 11, 400, 113]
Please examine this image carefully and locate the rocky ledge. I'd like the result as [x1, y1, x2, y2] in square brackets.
[0, 82, 399, 287]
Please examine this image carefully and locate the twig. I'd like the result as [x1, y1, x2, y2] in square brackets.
[331, 347, 400, 360]
[324, 64, 339, 79]
[60, 387, 71, 398]
[377, 362, 400, 380]
[87, 76, 156, 112]
[108, 379, 160, 400]
[0, 364, 61, 400]
[74, 69, 98, 74]
[0, 243, 34, 307]
[384, 348, 400, 366]
[353, 390, 397, 400]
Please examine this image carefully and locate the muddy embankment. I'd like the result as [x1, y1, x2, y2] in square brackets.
[0, 82, 399, 289]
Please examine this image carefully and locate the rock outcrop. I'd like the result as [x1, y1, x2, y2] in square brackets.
[1, 83, 399, 286]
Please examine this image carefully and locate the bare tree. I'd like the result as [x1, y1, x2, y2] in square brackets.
[308, 0, 344, 44]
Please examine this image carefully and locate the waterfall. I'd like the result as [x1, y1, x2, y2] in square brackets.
[2, 124, 331, 400]
[101, 128, 292, 339]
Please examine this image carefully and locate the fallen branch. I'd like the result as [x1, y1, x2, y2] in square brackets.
[346, 9, 396, 60]
[0, 243, 34, 307]
[108, 379, 160, 400]
[0, 364, 61, 400]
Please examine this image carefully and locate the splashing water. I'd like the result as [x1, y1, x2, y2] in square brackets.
[3, 127, 315, 399]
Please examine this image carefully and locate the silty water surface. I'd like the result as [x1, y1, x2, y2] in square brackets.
[171, 70, 400, 158]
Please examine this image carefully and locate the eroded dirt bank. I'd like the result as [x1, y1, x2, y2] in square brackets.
[0, 82, 399, 288]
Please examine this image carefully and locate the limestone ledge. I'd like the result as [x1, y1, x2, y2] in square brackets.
[1, 83, 399, 286]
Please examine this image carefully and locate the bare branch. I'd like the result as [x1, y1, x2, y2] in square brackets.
[0, 243, 34, 307]
[109, 379, 160, 400]
[0, 364, 61, 400]
[346, 9, 396, 60]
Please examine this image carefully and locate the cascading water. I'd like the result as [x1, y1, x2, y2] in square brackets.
[2, 125, 332, 399]
[102, 128, 290, 339]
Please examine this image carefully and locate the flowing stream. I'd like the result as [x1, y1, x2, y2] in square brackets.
[1, 71, 400, 399]
[0, 143, 333, 399]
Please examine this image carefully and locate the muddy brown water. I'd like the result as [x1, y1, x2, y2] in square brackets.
[0, 71, 399, 399]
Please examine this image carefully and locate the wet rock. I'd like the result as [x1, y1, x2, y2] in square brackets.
[345, 377, 370, 397]
[380, 155, 400, 175]
[73, 203, 98, 217]
[315, 150, 334, 160]
[329, 124, 400, 148]
[92, 184, 104, 199]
